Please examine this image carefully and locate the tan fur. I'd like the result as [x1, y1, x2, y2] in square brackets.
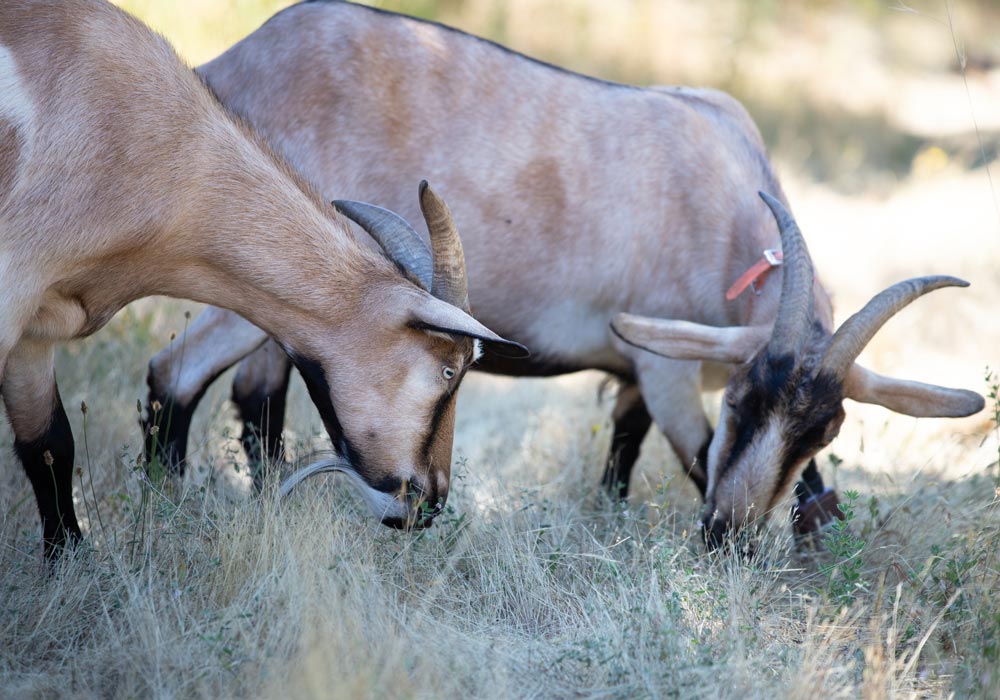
[0, 0, 514, 530]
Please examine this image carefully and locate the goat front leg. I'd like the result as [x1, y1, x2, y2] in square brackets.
[792, 458, 843, 537]
[633, 356, 711, 497]
[144, 306, 269, 475]
[600, 382, 652, 499]
[231, 339, 292, 492]
[2, 338, 81, 558]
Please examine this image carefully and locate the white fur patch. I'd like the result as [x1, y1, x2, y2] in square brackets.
[0, 44, 36, 152]
[716, 415, 786, 525]
[472, 338, 483, 363]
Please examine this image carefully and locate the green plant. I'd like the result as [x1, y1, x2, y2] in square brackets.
[821, 489, 868, 606]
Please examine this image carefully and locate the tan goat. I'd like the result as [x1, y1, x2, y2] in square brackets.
[142, 1, 982, 544]
[0, 0, 522, 557]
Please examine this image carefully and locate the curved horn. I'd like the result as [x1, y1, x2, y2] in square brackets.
[333, 199, 433, 292]
[821, 276, 969, 379]
[419, 181, 470, 312]
[759, 191, 815, 359]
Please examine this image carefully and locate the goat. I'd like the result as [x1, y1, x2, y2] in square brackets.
[614, 192, 982, 545]
[0, 0, 523, 558]
[141, 1, 983, 541]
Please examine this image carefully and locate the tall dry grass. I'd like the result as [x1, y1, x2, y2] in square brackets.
[3, 1, 999, 698]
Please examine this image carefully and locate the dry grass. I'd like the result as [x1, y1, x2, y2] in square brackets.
[3, 1, 1000, 698]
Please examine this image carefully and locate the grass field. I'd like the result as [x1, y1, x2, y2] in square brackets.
[2, 1, 999, 698]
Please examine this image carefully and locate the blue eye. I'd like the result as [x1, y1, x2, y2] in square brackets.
[442, 367, 456, 380]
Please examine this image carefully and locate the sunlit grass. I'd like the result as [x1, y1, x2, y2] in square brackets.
[2, 301, 998, 698]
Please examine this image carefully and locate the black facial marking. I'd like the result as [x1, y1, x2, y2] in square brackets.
[714, 353, 795, 485]
[418, 390, 457, 467]
[14, 393, 82, 559]
[715, 355, 845, 496]
[417, 341, 475, 467]
[772, 370, 845, 497]
[288, 353, 364, 472]
[367, 474, 405, 495]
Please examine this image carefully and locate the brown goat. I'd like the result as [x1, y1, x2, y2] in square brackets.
[0, 0, 522, 557]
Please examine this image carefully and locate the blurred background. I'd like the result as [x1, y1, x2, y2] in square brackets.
[117, 0, 1000, 193]
[99, 0, 999, 498]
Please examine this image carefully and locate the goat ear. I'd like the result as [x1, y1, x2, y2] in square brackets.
[410, 295, 529, 358]
[611, 313, 768, 364]
[844, 363, 984, 417]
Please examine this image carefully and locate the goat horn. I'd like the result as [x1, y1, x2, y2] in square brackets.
[759, 191, 815, 359]
[419, 181, 470, 313]
[333, 199, 433, 292]
[820, 275, 969, 379]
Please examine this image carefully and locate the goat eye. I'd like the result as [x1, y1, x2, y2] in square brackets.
[442, 366, 456, 380]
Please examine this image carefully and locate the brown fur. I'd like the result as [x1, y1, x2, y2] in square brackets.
[0, 0, 516, 542]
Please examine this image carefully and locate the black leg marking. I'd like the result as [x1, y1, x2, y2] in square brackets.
[14, 393, 81, 559]
[688, 436, 710, 499]
[233, 363, 293, 492]
[794, 458, 825, 504]
[142, 390, 198, 478]
[600, 386, 652, 499]
[142, 364, 222, 478]
[791, 459, 843, 537]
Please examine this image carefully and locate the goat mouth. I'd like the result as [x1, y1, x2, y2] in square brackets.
[381, 515, 435, 530]
[385, 498, 445, 529]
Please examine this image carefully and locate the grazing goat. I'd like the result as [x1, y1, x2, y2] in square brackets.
[614, 193, 981, 545]
[0, 0, 522, 557]
[142, 1, 982, 541]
